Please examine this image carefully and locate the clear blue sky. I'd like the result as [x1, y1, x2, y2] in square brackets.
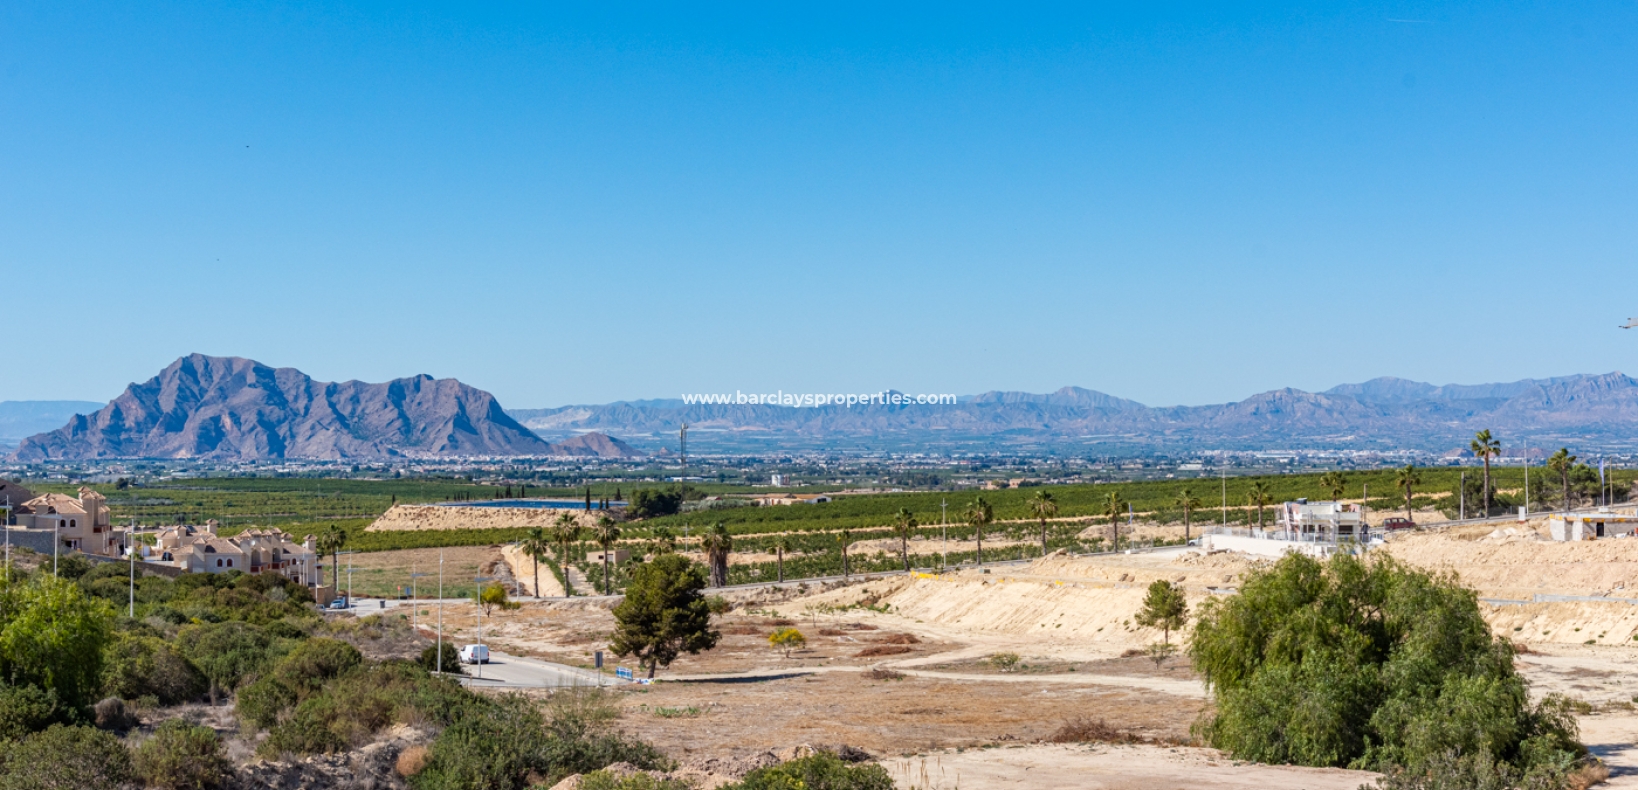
[5, 2, 1635, 408]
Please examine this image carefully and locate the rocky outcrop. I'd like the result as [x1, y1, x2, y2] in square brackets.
[235, 726, 430, 790]
[13, 354, 552, 461]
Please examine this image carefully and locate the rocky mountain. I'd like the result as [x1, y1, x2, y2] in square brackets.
[509, 373, 1638, 454]
[12, 354, 555, 460]
[548, 432, 642, 458]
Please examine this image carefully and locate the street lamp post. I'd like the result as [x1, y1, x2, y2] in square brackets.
[473, 575, 495, 680]
[436, 550, 445, 676]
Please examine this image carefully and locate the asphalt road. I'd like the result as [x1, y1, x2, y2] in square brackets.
[453, 650, 630, 689]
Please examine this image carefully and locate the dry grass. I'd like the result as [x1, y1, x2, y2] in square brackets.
[1568, 760, 1610, 790]
[395, 745, 429, 777]
[872, 633, 921, 645]
[862, 667, 906, 681]
[856, 645, 913, 658]
[1046, 718, 1147, 745]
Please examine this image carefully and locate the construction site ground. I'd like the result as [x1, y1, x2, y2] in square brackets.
[360, 519, 1638, 788]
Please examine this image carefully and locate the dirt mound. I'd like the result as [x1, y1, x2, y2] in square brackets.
[368, 504, 604, 532]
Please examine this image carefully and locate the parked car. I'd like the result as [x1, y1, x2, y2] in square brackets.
[460, 645, 490, 665]
[1381, 517, 1416, 531]
[327, 597, 349, 610]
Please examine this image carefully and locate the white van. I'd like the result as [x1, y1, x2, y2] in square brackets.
[459, 644, 490, 664]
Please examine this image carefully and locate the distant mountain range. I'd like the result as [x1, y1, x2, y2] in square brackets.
[0, 401, 105, 445]
[509, 374, 1638, 454]
[9, 355, 628, 461]
[11, 361, 1638, 459]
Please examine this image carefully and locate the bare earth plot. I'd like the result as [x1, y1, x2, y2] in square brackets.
[376, 527, 1638, 788]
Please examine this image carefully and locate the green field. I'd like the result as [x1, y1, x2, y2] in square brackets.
[23, 464, 1632, 590]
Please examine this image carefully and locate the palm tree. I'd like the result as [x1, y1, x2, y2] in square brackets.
[550, 512, 583, 596]
[1319, 471, 1347, 501]
[1547, 448, 1577, 512]
[318, 526, 346, 590]
[891, 508, 918, 572]
[1172, 489, 1201, 543]
[774, 535, 794, 583]
[649, 526, 677, 556]
[1103, 492, 1127, 552]
[593, 515, 622, 595]
[835, 529, 852, 579]
[1245, 481, 1273, 528]
[701, 522, 732, 588]
[1028, 490, 1058, 558]
[1393, 465, 1422, 521]
[1471, 430, 1501, 514]
[520, 527, 552, 598]
[964, 497, 993, 567]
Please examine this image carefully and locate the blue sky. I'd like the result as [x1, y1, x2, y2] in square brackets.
[4, 2, 1635, 409]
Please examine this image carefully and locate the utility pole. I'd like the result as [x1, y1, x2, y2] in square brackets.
[53, 517, 60, 577]
[473, 575, 495, 680]
[1524, 455, 1530, 515]
[1221, 470, 1227, 528]
[940, 499, 948, 571]
[436, 550, 445, 675]
[1460, 472, 1466, 521]
[4, 495, 10, 583]
[128, 517, 136, 618]
[679, 423, 689, 482]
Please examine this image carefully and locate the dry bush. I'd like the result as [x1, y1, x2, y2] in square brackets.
[1119, 648, 1145, 658]
[844, 623, 879, 631]
[1047, 718, 1145, 745]
[1568, 760, 1610, 790]
[872, 633, 921, 645]
[1510, 641, 1535, 655]
[765, 618, 795, 627]
[395, 744, 430, 777]
[855, 645, 913, 658]
[818, 628, 848, 636]
[862, 667, 905, 681]
[721, 624, 763, 636]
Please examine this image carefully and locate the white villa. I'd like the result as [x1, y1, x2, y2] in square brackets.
[149, 521, 322, 586]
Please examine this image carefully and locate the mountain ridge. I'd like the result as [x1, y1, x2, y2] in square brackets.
[12, 354, 554, 461]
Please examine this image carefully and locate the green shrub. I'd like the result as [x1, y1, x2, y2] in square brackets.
[1190, 553, 1582, 775]
[102, 633, 208, 705]
[413, 690, 668, 790]
[258, 661, 466, 757]
[236, 676, 298, 730]
[577, 771, 693, 790]
[0, 575, 115, 711]
[0, 724, 134, 790]
[0, 686, 69, 741]
[132, 719, 232, 790]
[178, 621, 272, 701]
[273, 638, 362, 693]
[419, 642, 461, 674]
[722, 752, 894, 790]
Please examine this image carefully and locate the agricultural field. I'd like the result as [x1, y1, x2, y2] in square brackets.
[22, 466, 1634, 592]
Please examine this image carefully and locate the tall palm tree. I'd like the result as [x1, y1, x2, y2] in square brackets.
[1393, 465, 1422, 521]
[1245, 481, 1273, 528]
[550, 512, 583, 596]
[1172, 489, 1201, 543]
[774, 535, 794, 583]
[649, 526, 677, 556]
[1103, 492, 1127, 552]
[701, 522, 732, 588]
[891, 508, 918, 572]
[593, 515, 622, 595]
[520, 527, 552, 597]
[964, 497, 993, 567]
[1471, 429, 1501, 514]
[318, 526, 346, 590]
[1547, 448, 1577, 512]
[1028, 490, 1058, 558]
[1319, 471, 1347, 501]
[835, 528, 852, 579]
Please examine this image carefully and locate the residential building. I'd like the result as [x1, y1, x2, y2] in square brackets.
[1276, 499, 1367, 540]
[10, 487, 124, 557]
[150, 521, 321, 586]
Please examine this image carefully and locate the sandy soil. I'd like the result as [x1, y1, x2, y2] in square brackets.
[503, 544, 567, 597]
[880, 744, 1376, 790]
[335, 545, 504, 599]
[367, 504, 610, 532]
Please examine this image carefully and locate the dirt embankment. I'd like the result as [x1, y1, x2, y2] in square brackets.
[366, 504, 607, 532]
